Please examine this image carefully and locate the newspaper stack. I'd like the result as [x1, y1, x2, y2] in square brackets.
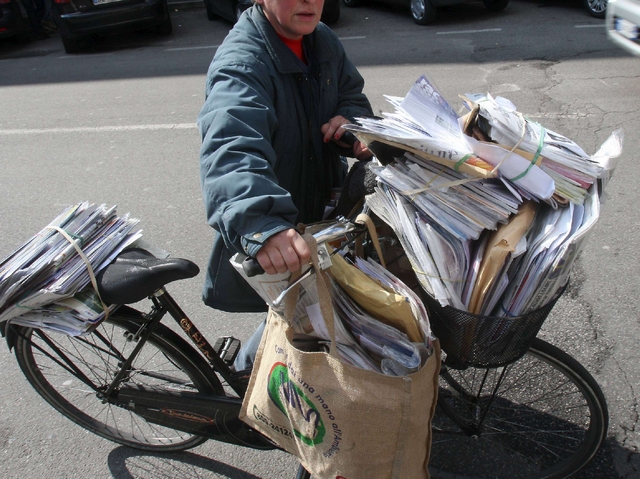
[349, 75, 623, 317]
[0, 202, 142, 335]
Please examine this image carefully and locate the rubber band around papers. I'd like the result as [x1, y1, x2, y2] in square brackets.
[454, 153, 473, 172]
[500, 303, 517, 317]
[508, 125, 546, 182]
[390, 111, 543, 198]
[401, 163, 482, 198]
[45, 226, 110, 321]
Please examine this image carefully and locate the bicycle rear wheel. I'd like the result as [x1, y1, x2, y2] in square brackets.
[13, 307, 223, 452]
[430, 338, 608, 479]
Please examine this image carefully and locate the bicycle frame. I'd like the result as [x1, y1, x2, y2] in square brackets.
[1, 288, 277, 450]
[112, 290, 278, 449]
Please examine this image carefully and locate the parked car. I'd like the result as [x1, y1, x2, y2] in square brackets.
[607, 0, 640, 55]
[204, 0, 250, 23]
[583, 0, 607, 18]
[343, 0, 508, 25]
[0, 0, 29, 42]
[51, 0, 173, 54]
[204, 0, 340, 25]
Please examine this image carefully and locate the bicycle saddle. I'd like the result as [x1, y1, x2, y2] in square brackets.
[96, 248, 199, 305]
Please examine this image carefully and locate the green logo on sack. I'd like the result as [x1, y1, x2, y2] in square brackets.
[267, 362, 326, 446]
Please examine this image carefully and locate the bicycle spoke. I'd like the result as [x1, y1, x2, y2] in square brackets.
[14, 315, 219, 451]
[431, 339, 607, 479]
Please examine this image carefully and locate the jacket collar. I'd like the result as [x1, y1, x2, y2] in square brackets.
[249, 5, 332, 74]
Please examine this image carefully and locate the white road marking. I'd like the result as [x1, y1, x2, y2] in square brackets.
[436, 28, 502, 35]
[338, 36, 367, 41]
[0, 123, 198, 135]
[575, 24, 605, 28]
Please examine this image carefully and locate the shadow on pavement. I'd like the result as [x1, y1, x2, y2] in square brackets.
[107, 446, 264, 479]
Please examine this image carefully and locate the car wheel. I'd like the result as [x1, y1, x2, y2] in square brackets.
[582, 0, 606, 18]
[483, 0, 509, 12]
[205, 0, 218, 21]
[11, 1, 31, 43]
[343, 0, 363, 7]
[153, 14, 173, 35]
[321, 0, 340, 24]
[61, 35, 81, 54]
[411, 0, 437, 25]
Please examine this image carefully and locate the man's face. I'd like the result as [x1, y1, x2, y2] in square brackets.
[256, 0, 324, 40]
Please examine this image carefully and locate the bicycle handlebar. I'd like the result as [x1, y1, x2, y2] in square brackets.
[327, 130, 357, 156]
[242, 256, 265, 278]
[241, 218, 366, 278]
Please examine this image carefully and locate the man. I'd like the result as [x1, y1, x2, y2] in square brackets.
[197, 0, 373, 368]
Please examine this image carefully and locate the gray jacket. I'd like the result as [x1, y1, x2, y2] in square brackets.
[197, 5, 373, 312]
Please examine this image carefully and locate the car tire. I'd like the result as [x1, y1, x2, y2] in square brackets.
[205, 0, 218, 21]
[411, 0, 437, 25]
[343, 0, 363, 7]
[483, 0, 509, 12]
[321, 0, 340, 24]
[11, 1, 31, 43]
[61, 35, 81, 54]
[582, 0, 607, 18]
[153, 14, 173, 35]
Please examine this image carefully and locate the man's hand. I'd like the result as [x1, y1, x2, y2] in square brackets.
[321, 115, 373, 161]
[255, 229, 311, 275]
[352, 139, 372, 161]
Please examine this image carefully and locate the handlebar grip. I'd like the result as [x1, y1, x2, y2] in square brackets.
[341, 131, 357, 146]
[327, 130, 358, 157]
[242, 256, 265, 277]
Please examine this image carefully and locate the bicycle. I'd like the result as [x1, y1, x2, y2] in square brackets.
[0, 218, 608, 479]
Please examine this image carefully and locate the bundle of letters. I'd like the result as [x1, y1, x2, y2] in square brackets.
[0, 202, 142, 335]
[345, 75, 624, 317]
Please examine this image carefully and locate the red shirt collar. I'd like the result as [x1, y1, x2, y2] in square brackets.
[277, 34, 306, 64]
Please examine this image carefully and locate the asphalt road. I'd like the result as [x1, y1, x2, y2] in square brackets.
[1, 1, 639, 478]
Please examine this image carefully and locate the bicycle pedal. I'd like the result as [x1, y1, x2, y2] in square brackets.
[213, 336, 241, 365]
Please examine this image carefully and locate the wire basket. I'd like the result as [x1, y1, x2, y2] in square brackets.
[420, 286, 566, 368]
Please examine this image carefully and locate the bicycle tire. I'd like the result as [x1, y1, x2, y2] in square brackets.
[13, 307, 224, 452]
[429, 338, 608, 479]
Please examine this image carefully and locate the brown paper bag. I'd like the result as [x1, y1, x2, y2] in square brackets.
[239, 235, 440, 479]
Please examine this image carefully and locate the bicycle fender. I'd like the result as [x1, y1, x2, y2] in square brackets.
[0, 320, 17, 351]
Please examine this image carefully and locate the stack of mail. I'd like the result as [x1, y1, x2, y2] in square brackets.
[345, 75, 620, 207]
[366, 182, 605, 316]
[462, 93, 613, 205]
[331, 279, 427, 376]
[370, 155, 520, 241]
[0, 202, 142, 335]
[355, 75, 624, 316]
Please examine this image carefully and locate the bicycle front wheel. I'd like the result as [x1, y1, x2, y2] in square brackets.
[12, 307, 223, 452]
[430, 338, 608, 479]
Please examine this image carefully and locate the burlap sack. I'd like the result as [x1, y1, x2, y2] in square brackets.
[239, 235, 440, 479]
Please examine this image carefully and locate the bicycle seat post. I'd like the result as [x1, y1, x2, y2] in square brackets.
[155, 289, 247, 395]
